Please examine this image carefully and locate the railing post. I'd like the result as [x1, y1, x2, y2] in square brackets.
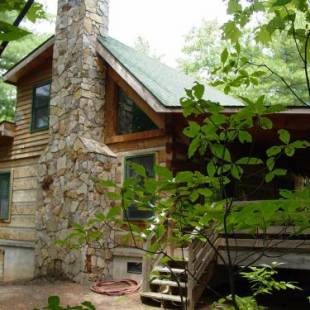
[187, 241, 195, 310]
[142, 235, 153, 292]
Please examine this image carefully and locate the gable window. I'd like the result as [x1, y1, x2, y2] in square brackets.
[117, 88, 157, 135]
[31, 82, 51, 132]
[0, 172, 11, 221]
[124, 154, 155, 220]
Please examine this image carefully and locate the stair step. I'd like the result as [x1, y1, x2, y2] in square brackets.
[154, 266, 186, 274]
[151, 279, 187, 288]
[141, 291, 187, 303]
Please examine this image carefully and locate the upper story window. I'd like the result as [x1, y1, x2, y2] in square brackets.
[31, 82, 51, 132]
[124, 154, 155, 220]
[117, 88, 157, 135]
[0, 172, 11, 221]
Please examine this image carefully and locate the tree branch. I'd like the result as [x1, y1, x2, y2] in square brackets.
[248, 61, 308, 106]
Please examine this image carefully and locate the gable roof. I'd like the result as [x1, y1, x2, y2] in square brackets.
[3, 36, 54, 85]
[98, 36, 243, 110]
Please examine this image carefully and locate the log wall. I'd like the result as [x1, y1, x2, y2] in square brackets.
[0, 61, 51, 161]
[0, 158, 38, 242]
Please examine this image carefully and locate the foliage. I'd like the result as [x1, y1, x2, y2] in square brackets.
[240, 262, 300, 297]
[34, 296, 96, 310]
[179, 19, 309, 105]
[133, 35, 164, 61]
[211, 295, 263, 310]
[211, 262, 300, 309]
[215, 0, 310, 106]
[0, 0, 46, 42]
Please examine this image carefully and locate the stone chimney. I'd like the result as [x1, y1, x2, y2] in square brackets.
[37, 0, 116, 282]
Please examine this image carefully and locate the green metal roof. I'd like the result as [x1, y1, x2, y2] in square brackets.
[98, 36, 243, 108]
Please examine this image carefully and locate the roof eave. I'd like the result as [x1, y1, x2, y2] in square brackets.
[3, 36, 55, 85]
[96, 40, 179, 113]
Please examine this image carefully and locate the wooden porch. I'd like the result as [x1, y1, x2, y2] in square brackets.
[140, 224, 310, 309]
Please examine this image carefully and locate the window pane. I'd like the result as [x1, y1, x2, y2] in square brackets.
[35, 84, 50, 107]
[32, 83, 50, 130]
[34, 107, 49, 129]
[125, 155, 155, 220]
[0, 173, 10, 220]
[117, 89, 157, 134]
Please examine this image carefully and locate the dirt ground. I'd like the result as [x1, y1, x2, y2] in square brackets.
[0, 279, 157, 310]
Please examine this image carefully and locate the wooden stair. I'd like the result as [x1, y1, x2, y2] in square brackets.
[141, 260, 189, 308]
[140, 232, 219, 310]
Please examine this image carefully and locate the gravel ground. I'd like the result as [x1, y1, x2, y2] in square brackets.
[0, 279, 157, 310]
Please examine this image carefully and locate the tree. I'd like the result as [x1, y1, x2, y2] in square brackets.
[133, 35, 164, 61]
[0, 33, 51, 122]
[178, 19, 224, 80]
[179, 18, 308, 106]
[0, 0, 46, 42]
[215, 0, 310, 106]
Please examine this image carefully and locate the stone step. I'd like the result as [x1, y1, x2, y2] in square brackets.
[153, 266, 186, 274]
[140, 291, 187, 303]
[151, 279, 187, 288]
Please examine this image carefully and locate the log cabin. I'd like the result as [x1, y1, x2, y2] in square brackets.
[1, 0, 310, 308]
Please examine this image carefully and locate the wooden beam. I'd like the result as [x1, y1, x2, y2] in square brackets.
[97, 42, 175, 113]
[3, 37, 54, 85]
[0, 122, 15, 138]
[107, 66, 166, 130]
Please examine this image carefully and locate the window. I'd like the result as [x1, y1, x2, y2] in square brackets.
[117, 88, 157, 135]
[127, 262, 142, 274]
[125, 154, 155, 220]
[31, 82, 51, 131]
[0, 172, 11, 221]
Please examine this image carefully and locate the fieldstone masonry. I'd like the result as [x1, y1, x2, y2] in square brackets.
[36, 0, 116, 282]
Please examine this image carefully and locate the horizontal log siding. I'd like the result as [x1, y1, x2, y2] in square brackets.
[0, 158, 39, 242]
[0, 62, 51, 161]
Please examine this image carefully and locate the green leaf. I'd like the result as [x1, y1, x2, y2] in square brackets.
[211, 144, 232, 162]
[255, 25, 272, 45]
[155, 165, 173, 179]
[106, 191, 121, 200]
[0, 20, 30, 41]
[100, 179, 116, 187]
[231, 165, 242, 179]
[184, 121, 200, 138]
[188, 136, 200, 158]
[285, 146, 295, 157]
[278, 129, 290, 144]
[267, 145, 282, 157]
[252, 70, 266, 77]
[221, 48, 229, 65]
[222, 21, 242, 43]
[274, 168, 287, 177]
[236, 157, 263, 165]
[175, 171, 193, 183]
[198, 188, 213, 198]
[260, 117, 273, 130]
[266, 157, 275, 171]
[128, 162, 146, 177]
[47, 296, 61, 308]
[207, 161, 216, 177]
[107, 206, 121, 219]
[272, 0, 292, 6]
[193, 82, 205, 99]
[227, 0, 242, 13]
[238, 130, 252, 143]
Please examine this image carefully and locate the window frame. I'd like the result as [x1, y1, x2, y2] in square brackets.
[104, 70, 165, 145]
[30, 81, 51, 133]
[117, 87, 158, 135]
[123, 153, 156, 221]
[0, 170, 12, 223]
